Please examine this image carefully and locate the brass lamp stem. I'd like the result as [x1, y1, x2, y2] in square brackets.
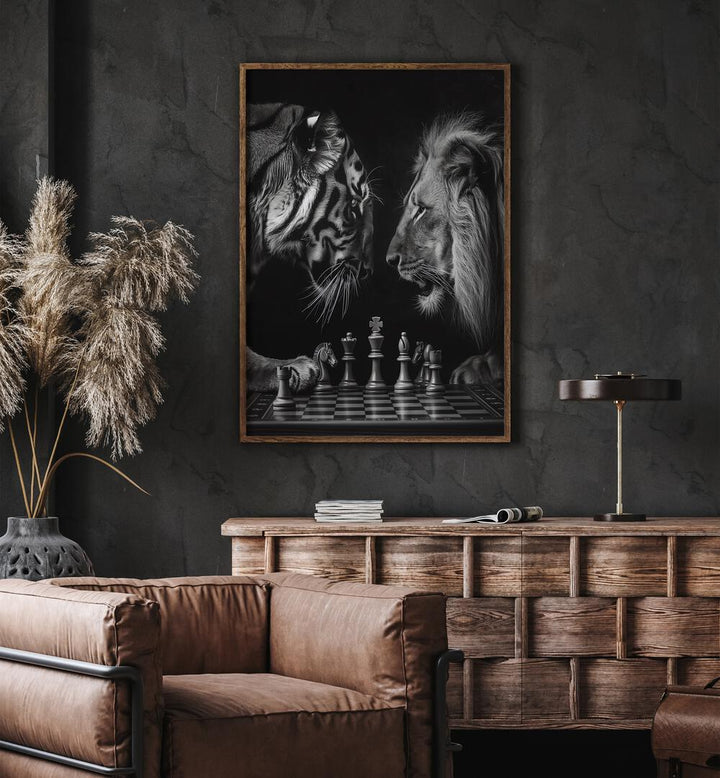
[615, 400, 626, 514]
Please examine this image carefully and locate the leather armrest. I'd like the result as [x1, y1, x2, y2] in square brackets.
[265, 572, 447, 778]
[0, 579, 162, 778]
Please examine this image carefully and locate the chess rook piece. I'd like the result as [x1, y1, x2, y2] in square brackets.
[366, 316, 386, 392]
[272, 366, 296, 411]
[394, 331, 414, 393]
[420, 343, 433, 386]
[340, 332, 358, 389]
[426, 349, 445, 396]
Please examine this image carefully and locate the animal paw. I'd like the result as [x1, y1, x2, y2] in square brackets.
[450, 352, 502, 387]
[285, 356, 320, 393]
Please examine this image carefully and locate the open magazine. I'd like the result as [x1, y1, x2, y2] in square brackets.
[442, 506, 543, 525]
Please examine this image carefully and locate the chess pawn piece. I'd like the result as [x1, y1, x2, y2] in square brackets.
[394, 331, 414, 393]
[426, 349, 445, 396]
[340, 332, 358, 390]
[420, 343, 433, 386]
[366, 316, 386, 392]
[272, 366, 296, 411]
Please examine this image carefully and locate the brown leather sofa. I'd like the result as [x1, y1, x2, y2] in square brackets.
[0, 573, 456, 778]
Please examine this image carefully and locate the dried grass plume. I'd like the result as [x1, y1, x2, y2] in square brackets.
[2, 176, 199, 461]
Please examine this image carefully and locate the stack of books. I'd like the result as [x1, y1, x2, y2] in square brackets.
[314, 500, 384, 522]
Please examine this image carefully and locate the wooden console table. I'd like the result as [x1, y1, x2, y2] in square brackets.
[221, 517, 720, 731]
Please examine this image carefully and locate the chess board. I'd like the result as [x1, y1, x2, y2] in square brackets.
[245, 383, 504, 436]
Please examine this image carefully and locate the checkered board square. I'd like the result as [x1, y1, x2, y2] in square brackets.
[247, 384, 502, 424]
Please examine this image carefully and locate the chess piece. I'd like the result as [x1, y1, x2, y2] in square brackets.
[394, 332, 414, 393]
[313, 342, 336, 394]
[366, 316, 386, 392]
[426, 349, 445, 396]
[272, 366, 296, 411]
[412, 340, 425, 387]
[420, 343, 433, 386]
[340, 332, 358, 389]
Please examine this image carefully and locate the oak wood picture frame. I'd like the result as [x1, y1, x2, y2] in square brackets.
[239, 62, 511, 443]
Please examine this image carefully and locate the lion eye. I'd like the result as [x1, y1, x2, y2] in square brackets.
[412, 205, 426, 223]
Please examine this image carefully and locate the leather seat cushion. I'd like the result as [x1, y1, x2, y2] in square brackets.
[162, 673, 407, 778]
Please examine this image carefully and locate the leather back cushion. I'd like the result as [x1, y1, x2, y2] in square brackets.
[266, 573, 447, 778]
[51, 576, 269, 675]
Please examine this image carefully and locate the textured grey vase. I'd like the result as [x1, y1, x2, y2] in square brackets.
[0, 517, 94, 580]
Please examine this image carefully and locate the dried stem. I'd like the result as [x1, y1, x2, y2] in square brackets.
[33, 451, 150, 515]
[8, 420, 31, 517]
[23, 399, 40, 507]
[32, 359, 82, 517]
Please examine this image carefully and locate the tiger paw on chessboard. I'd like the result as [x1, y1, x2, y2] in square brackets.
[450, 352, 502, 388]
[247, 348, 319, 393]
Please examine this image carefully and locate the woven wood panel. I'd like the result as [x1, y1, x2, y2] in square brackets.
[473, 536, 521, 596]
[377, 536, 464, 595]
[581, 537, 667, 596]
[276, 536, 366, 581]
[628, 597, 720, 657]
[447, 598, 515, 657]
[678, 537, 720, 596]
[578, 659, 667, 719]
[529, 598, 617, 657]
[230, 536, 265, 575]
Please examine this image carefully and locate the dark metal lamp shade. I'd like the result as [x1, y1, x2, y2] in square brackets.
[559, 376, 681, 402]
[558, 373, 682, 522]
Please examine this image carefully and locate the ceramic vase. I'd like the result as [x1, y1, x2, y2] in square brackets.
[0, 516, 94, 580]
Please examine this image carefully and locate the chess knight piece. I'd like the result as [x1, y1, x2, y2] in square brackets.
[313, 342, 338, 394]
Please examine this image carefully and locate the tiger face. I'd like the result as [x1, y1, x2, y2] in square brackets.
[247, 104, 373, 324]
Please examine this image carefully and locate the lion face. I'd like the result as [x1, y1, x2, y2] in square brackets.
[386, 155, 454, 316]
[386, 113, 503, 351]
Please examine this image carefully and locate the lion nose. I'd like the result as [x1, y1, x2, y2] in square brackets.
[386, 252, 401, 268]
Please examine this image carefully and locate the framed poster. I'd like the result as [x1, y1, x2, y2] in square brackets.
[240, 63, 510, 442]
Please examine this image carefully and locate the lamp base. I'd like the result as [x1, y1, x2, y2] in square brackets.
[594, 513, 646, 523]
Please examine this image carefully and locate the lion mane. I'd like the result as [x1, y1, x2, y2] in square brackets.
[410, 112, 504, 353]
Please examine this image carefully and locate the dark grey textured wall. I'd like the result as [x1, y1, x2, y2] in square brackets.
[0, 0, 51, 517]
[4, 1, 720, 574]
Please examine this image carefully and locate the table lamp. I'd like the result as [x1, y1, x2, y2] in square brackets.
[558, 372, 681, 522]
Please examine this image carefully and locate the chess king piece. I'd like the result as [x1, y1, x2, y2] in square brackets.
[340, 332, 358, 389]
[366, 316, 386, 392]
[272, 366, 297, 411]
[426, 349, 445, 396]
[394, 331, 414, 393]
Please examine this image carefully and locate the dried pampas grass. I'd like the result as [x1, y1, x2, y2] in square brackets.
[82, 217, 199, 311]
[67, 304, 166, 460]
[17, 178, 90, 386]
[0, 222, 27, 426]
[68, 215, 199, 459]
[0, 176, 198, 514]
